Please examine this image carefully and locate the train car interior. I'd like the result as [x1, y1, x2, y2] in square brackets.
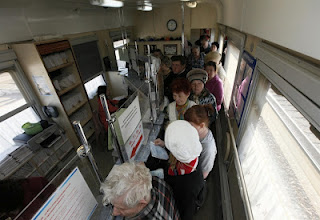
[0, 0, 319, 219]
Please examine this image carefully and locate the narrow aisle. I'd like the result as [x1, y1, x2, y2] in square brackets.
[194, 157, 223, 220]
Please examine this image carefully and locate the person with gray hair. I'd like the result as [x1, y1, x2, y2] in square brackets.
[100, 162, 180, 219]
[187, 45, 205, 69]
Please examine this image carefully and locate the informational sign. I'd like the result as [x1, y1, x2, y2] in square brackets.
[232, 51, 256, 126]
[124, 121, 144, 160]
[118, 96, 141, 143]
[32, 75, 51, 96]
[32, 167, 97, 220]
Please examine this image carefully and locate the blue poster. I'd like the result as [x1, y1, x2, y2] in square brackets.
[232, 51, 256, 127]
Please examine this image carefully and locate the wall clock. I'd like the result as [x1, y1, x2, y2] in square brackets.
[167, 19, 177, 31]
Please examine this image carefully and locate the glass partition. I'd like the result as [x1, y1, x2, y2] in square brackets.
[107, 72, 156, 162]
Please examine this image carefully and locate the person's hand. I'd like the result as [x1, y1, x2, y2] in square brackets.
[154, 138, 165, 147]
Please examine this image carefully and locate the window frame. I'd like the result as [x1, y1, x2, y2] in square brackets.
[0, 50, 44, 122]
[224, 28, 246, 110]
[237, 42, 320, 170]
[69, 35, 105, 83]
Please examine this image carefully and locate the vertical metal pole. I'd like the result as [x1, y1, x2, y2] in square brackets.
[118, 8, 125, 46]
[181, 3, 185, 56]
[147, 45, 155, 123]
[99, 94, 125, 163]
[73, 121, 103, 184]
[135, 41, 140, 77]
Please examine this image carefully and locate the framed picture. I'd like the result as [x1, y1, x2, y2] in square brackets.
[200, 28, 211, 39]
[163, 44, 177, 56]
[144, 45, 157, 55]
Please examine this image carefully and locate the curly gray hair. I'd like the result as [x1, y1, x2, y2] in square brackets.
[100, 162, 152, 208]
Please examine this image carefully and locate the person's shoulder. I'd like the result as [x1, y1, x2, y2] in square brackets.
[189, 100, 197, 106]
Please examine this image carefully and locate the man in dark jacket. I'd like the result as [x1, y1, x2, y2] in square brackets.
[164, 55, 189, 102]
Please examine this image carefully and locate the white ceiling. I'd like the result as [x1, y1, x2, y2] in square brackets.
[0, 0, 215, 9]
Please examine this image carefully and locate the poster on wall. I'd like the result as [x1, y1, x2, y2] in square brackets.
[32, 167, 97, 220]
[124, 121, 144, 160]
[118, 96, 141, 144]
[32, 76, 52, 96]
[232, 50, 256, 127]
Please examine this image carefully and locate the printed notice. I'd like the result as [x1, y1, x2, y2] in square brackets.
[32, 167, 97, 220]
[124, 121, 144, 160]
[32, 75, 52, 96]
[118, 96, 141, 143]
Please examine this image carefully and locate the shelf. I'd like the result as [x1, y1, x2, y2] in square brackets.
[47, 61, 74, 72]
[66, 100, 88, 116]
[81, 115, 92, 126]
[35, 156, 50, 167]
[86, 128, 95, 139]
[58, 147, 74, 160]
[26, 168, 37, 178]
[2, 154, 34, 179]
[44, 160, 60, 176]
[57, 81, 81, 96]
[37, 40, 70, 55]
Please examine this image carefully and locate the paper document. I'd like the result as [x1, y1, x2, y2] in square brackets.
[150, 142, 169, 160]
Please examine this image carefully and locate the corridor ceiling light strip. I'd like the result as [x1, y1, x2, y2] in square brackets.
[137, 2, 152, 11]
[101, 0, 124, 7]
[186, 1, 197, 8]
[90, 0, 124, 8]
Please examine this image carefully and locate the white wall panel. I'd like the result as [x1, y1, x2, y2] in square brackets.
[0, 6, 135, 44]
[221, 0, 320, 60]
[0, 9, 33, 43]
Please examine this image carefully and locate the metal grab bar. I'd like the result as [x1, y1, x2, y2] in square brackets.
[226, 117, 254, 220]
[73, 121, 103, 184]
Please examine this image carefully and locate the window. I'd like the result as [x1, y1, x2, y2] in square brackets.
[224, 42, 240, 109]
[0, 71, 40, 160]
[84, 74, 106, 99]
[238, 74, 320, 219]
[113, 39, 129, 72]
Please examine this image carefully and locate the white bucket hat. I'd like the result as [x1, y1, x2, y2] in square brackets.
[165, 120, 202, 163]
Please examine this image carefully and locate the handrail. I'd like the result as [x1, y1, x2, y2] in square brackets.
[226, 116, 254, 220]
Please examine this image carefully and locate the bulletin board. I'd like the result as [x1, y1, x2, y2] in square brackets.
[232, 50, 256, 127]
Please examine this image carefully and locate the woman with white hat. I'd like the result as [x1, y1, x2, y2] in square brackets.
[164, 120, 205, 220]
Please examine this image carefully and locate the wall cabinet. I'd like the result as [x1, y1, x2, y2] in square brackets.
[0, 124, 76, 181]
[12, 39, 95, 147]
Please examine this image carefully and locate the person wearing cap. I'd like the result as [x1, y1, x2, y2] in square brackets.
[205, 61, 224, 112]
[187, 68, 218, 120]
[164, 120, 205, 220]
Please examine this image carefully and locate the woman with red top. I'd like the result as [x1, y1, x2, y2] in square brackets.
[164, 120, 204, 220]
[205, 61, 224, 111]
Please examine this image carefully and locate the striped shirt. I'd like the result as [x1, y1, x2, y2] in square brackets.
[128, 177, 181, 220]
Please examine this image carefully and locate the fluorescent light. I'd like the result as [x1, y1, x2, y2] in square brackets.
[101, 0, 123, 7]
[137, 2, 152, 11]
[137, 5, 152, 11]
[186, 1, 197, 8]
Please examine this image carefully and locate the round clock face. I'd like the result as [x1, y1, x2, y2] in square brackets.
[167, 19, 177, 31]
